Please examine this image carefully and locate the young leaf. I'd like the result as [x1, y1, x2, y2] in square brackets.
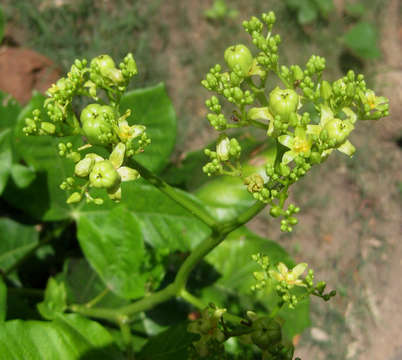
[37, 278, 67, 320]
[343, 22, 381, 59]
[120, 83, 177, 173]
[0, 314, 124, 360]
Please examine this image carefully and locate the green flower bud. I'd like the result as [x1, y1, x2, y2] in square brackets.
[40, 122, 56, 135]
[224, 44, 254, 77]
[89, 160, 121, 189]
[74, 157, 94, 177]
[67, 192, 82, 204]
[323, 118, 353, 146]
[251, 317, 282, 350]
[216, 136, 230, 161]
[80, 104, 114, 145]
[90, 55, 116, 76]
[320, 80, 332, 100]
[269, 87, 299, 121]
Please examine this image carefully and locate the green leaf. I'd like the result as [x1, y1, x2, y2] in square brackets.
[62, 258, 129, 308]
[0, 92, 21, 131]
[0, 314, 124, 360]
[194, 143, 276, 222]
[195, 176, 254, 222]
[0, 218, 39, 273]
[298, 0, 318, 24]
[10, 163, 36, 188]
[315, 0, 334, 16]
[343, 22, 381, 59]
[0, 129, 12, 194]
[76, 180, 211, 251]
[120, 83, 177, 173]
[203, 227, 310, 339]
[0, 277, 6, 322]
[77, 205, 152, 299]
[138, 322, 197, 360]
[37, 278, 67, 320]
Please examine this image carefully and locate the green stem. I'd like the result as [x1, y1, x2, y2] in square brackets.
[119, 321, 135, 360]
[180, 289, 244, 325]
[128, 158, 217, 229]
[84, 288, 110, 308]
[71, 200, 267, 324]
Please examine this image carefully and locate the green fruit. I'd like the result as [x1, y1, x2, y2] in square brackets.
[224, 44, 254, 76]
[80, 104, 114, 145]
[323, 118, 353, 146]
[89, 160, 120, 189]
[90, 54, 116, 76]
[251, 318, 282, 350]
[269, 87, 299, 121]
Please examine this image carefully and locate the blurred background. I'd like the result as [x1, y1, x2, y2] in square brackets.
[1, 0, 401, 359]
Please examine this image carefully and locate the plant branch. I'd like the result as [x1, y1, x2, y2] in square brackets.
[128, 158, 217, 229]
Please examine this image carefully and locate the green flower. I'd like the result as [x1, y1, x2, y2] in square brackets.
[269, 262, 307, 287]
[278, 127, 312, 164]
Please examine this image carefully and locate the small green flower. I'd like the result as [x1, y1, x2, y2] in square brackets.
[278, 127, 312, 164]
[269, 262, 307, 287]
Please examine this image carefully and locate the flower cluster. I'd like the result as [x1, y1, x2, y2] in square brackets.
[251, 253, 336, 309]
[23, 54, 150, 204]
[202, 12, 389, 231]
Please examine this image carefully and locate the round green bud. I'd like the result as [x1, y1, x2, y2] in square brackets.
[89, 160, 120, 189]
[90, 55, 116, 76]
[269, 87, 299, 121]
[323, 118, 353, 146]
[80, 104, 114, 145]
[251, 317, 282, 350]
[224, 44, 254, 77]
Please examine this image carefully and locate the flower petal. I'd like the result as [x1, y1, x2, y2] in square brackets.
[292, 263, 307, 277]
[337, 140, 355, 156]
[281, 150, 296, 165]
[117, 166, 140, 182]
[110, 142, 126, 169]
[278, 135, 294, 148]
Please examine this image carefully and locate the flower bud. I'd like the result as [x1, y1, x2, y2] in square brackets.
[75, 157, 94, 177]
[67, 192, 82, 204]
[216, 136, 230, 161]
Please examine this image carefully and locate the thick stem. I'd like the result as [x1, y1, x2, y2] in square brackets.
[128, 158, 217, 229]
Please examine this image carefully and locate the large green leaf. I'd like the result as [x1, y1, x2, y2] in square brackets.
[0, 129, 12, 194]
[120, 83, 177, 173]
[74, 180, 211, 251]
[0, 218, 39, 273]
[343, 22, 381, 59]
[76, 205, 152, 299]
[0, 92, 22, 194]
[203, 227, 310, 339]
[0, 314, 124, 360]
[0, 277, 6, 322]
[137, 322, 197, 360]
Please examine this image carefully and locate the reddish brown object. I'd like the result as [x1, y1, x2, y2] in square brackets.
[0, 46, 61, 104]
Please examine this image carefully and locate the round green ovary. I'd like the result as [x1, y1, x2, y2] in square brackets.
[269, 88, 299, 121]
[224, 44, 254, 76]
[323, 118, 351, 146]
[89, 160, 120, 189]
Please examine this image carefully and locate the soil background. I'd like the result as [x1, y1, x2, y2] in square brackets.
[1, 1, 401, 359]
